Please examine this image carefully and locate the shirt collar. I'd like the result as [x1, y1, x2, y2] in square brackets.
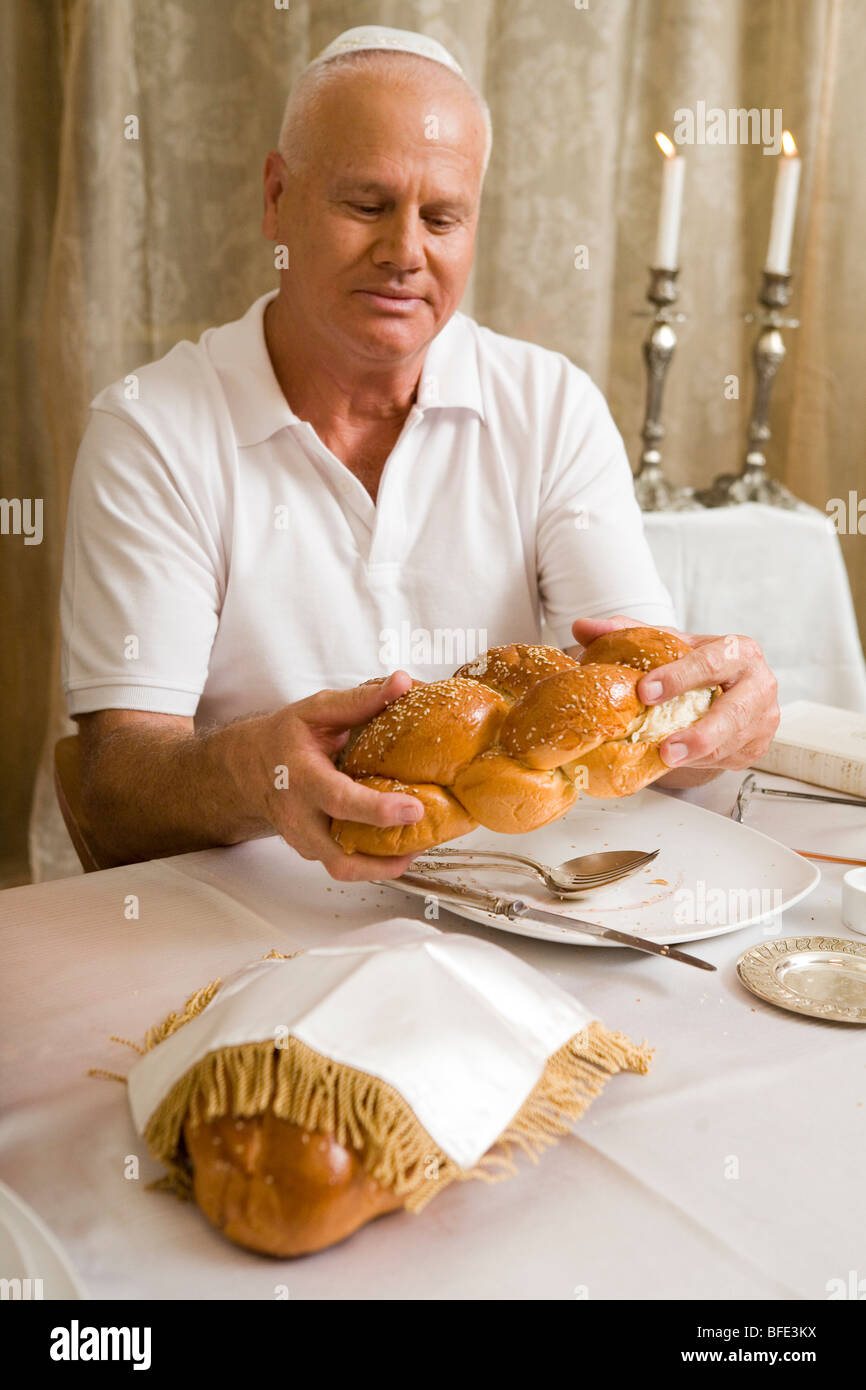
[414, 309, 486, 422]
[208, 290, 485, 448]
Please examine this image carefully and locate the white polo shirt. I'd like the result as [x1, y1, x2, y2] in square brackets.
[61, 290, 676, 724]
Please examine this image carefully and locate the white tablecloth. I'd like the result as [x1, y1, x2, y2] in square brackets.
[644, 503, 866, 712]
[2, 771, 865, 1301]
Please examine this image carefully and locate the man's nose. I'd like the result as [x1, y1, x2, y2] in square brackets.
[373, 209, 425, 271]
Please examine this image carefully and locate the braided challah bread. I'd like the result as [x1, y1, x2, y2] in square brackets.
[331, 627, 719, 855]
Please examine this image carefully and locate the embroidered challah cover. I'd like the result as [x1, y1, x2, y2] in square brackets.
[127, 918, 652, 1207]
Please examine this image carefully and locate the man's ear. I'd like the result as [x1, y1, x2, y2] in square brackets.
[262, 151, 287, 239]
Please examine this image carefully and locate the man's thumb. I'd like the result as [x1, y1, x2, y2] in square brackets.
[318, 670, 417, 729]
[570, 614, 632, 647]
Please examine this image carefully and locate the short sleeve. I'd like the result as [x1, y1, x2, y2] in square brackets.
[536, 369, 678, 648]
[61, 406, 223, 717]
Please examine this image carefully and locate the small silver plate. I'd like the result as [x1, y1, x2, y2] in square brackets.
[736, 936, 866, 1024]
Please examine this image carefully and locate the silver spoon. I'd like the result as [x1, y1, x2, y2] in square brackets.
[412, 846, 660, 896]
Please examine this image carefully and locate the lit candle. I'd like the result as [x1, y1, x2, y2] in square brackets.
[765, 130, 801, 274]
[653, 132, 685, 270]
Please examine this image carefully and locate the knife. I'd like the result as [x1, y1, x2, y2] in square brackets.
[390, 871, 716, 972]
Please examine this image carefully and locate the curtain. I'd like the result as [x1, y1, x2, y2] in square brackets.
[3, 0, 862, 882]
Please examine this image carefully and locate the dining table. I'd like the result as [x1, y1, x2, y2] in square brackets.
[1, 767, 864, 1302]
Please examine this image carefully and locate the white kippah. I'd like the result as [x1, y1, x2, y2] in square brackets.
[307, 25, 464, 78]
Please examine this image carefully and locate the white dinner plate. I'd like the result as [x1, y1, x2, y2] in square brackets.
[386, 787, 820, 947]
[0, 1178, 87, 1299]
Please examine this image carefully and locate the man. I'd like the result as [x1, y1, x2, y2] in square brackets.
[61, 26, 779, 879]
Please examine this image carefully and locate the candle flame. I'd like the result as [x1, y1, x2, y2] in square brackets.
[655, 131, 677, 159]
[781, 130, 797, 157]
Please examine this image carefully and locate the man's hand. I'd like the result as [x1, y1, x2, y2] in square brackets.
[568, 615, 780, 783]
[235, 671, 426, 880]
[77, 672, 426, 879]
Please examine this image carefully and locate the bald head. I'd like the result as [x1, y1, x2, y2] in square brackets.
[277, 49, 491, 186]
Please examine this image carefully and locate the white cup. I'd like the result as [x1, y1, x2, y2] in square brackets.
[841, 867, 866, 936]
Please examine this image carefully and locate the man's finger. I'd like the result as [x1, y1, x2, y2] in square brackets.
[311, 759, 425, 827]
[320, 843, 418, 882]
[657, 680, 764, 767]
[570, 613, 688, 652]
[569, 614, 633, 648]
[286, 807, 417, 881]
[637, 635, 759, 705]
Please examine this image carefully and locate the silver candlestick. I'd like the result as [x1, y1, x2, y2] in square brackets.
[696, 270, 803, 508]
[632, 267, 701, 511]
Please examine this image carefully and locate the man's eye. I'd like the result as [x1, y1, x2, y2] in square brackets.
[347, 203, 454, 228]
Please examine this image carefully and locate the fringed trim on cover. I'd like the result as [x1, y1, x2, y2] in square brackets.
[143, 978, 223, 1053]
[410, 1023, 652, 1210]
[86, 987, 223, 1086]
[87, 951, 302, 1087]
[137, 951, 302, 1056]
[141, 1022, 653, 1211]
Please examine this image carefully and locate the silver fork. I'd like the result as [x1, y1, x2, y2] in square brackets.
[411, 846, 660, 896]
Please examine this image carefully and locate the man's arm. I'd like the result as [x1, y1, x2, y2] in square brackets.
[75, 674, 426, 879]
[76, 709, 269, 862]
[536, 367, 680, 650]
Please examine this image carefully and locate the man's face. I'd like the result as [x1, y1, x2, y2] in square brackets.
[263, 63, 486, 365]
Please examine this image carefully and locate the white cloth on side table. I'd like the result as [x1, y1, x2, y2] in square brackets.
[643, 502, 866, 711]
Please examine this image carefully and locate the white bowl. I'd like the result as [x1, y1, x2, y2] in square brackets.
[842, 866, 866, 936]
